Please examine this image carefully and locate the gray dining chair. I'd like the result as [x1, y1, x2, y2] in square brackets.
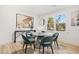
[21, 35, 35, 53]
[39, 36, 54, 54]
[52, 33, 59, 49]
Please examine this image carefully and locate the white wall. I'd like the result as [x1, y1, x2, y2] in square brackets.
[0, 6, 40, 45]
[39, 6, 79, 46]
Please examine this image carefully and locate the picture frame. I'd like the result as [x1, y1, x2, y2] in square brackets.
[71, 10, 79, 26]
[16, 13, 33, 29]
[47, 17, 54, 31]
[56, 14, 66, 31]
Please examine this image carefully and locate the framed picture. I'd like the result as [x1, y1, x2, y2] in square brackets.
[56, 14, 66, 31]
[16, 13, 33, 28]
[71, 10, 79, 26]
[47, 17, 54, 30]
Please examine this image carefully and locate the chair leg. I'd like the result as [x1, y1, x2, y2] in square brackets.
[56, 41, 59, 49]
[43, 46, 44, 54]
[39, 45, 41, 52]
[33, 43, 35, 51]
[47, 46, 48, 53]
[47, 46, 48, 49]
[22, 43, 25, 50]
[54, 41, 55, 45]
[25, 44, 27, 53]
[50, 46, 54, 54]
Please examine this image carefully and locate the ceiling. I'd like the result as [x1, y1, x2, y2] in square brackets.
[3, 5, 78, 16]
[16, 5, 71, 16]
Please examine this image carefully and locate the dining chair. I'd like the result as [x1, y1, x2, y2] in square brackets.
[39, 36, 54, 54]
[37, 36, 45, 43]
[21, 35, 35, 53]
[52, 33, 59, 49]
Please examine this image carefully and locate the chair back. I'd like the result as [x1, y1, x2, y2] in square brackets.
[22, 35, 30, 43]
[41, 36, 53, 45]
[52, 33, 59, 41]
[37, 36, 44, 41]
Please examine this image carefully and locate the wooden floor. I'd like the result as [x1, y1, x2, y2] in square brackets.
[0, 41, 79, 54]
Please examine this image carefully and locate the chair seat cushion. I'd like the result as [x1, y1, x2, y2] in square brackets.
[41, 42, 51, 46]
[30, 41, 35, 43]
[43, 42, 51, 44]
[28, 38, 35, 41]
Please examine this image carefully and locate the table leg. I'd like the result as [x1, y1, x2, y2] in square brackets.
[14, 31, 16, 43]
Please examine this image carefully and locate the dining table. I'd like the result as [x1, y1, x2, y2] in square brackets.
[14, 29, 53, 43]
